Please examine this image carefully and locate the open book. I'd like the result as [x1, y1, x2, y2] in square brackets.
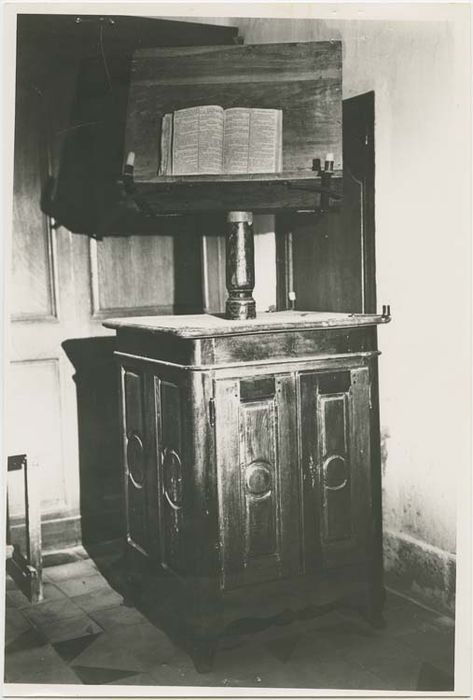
[159, 106, 283, 176]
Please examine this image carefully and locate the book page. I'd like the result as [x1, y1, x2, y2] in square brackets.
[172, 106, 224, 175]
[172, 107, 199, 175]
[248, 109, 283, 173]
[223, 108, 251, 173]
[197, 105, 224, 174]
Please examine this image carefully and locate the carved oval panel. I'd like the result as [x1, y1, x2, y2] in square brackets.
[245, 461, 272, 498]
[163, 447, 183, 510]
[127, 432, 144, 489]
[323, 455, 348, 491]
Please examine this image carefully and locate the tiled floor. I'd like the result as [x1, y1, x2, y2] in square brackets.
[4, 543, 455, 690]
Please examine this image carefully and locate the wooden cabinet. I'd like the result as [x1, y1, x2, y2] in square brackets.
[106, 310, 389, 670]
[91, 30, 392, 675]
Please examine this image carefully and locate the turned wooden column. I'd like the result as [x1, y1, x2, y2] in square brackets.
[225, 211, 256, 320]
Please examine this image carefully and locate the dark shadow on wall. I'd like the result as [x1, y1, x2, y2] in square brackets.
[172, 213, 226, 315]
[61, 222, 222, 549]
[62, 336, 124, 547]
[31, 14, 238, 236]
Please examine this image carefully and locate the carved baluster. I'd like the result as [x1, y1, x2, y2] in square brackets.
[225, 210, 256, 320]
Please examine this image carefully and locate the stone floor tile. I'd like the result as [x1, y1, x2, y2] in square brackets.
[341, 634, 426, 690]
[70, 630, 148, 673]
[416, 660, 454, 691]
[212, 638, 277, 679]
[146, 637, 277, 688]
[7, 581, 67, 610]
[39, 613, 103, 644]
[4, 554, 457, 691]
[42, 581, 69, 602]
[105, 672, 159, 686]
[54, 571, 110, 598]
[5, 627, 48, 654]
[5, 608, 34, 645]
[275, 654, 385, 690]
[22, 598, 84, 628]
[72, 586, 124, 614]
[70, 664, 136, 685]
[43, 559, 98, 583]
[306, 665, 386, 691]
[250, 608, 347, 644]
[336, 605, 384, 631]
[297, 608, 348, 632]
[43, 545, 89, 568]
[102, 620, 177, 668]
[6, 606, 31, 632]
[89, 604, 149, 630]
[290, 619, 375, 666]
[382, 598, 442, 636]
[6, 589, 30, 609]
[401, 627, 455, 675]
[53, 632, 103, 662]
[147, 654, 224, 687]
[4, 644, 82, 684]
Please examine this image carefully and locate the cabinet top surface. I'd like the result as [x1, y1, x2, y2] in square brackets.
[104, 311, 389, 339]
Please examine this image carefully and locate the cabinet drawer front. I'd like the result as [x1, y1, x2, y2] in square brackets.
[300, 366, 373, 570]
[215, 374, 301, 590]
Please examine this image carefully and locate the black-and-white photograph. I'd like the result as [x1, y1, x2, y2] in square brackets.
[2, 2, 471, 695]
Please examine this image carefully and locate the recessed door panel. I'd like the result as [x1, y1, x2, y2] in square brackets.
[319, 394, 352, 544]
[240, 400, 279, 560]
[156, 379, 184, 574]
[122, 367, 148, 554]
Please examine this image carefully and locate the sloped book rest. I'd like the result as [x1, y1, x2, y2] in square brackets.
[123, 40, 343, 319]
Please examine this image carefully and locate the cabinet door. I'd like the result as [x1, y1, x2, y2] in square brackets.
[154, 373, 188, 576]
[121, 364, 146, 554]
[215, 374, 301, 590]
[121, 362, 203, 575]
[300, 366, 373, 571]
[120, 362, 158, 559]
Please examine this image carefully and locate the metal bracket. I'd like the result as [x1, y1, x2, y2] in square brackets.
[120, 165, 157, 219]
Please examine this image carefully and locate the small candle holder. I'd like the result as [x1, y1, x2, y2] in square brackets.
[321, 153, 334, 212]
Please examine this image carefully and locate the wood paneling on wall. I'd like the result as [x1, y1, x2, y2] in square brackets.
[8, 15, 238, 551]
[11, 86, 57, 321]
[90, 237, 175, 316]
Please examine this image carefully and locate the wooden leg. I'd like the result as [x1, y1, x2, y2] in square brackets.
[6, 454, 43, 604]
[225, 210, 256, 320]
[24, 456, 43, 603]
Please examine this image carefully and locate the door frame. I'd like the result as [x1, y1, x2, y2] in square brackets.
[276, 91, 376, 314]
